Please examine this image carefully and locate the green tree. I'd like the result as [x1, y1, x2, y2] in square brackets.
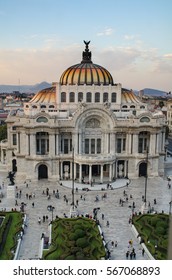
[0, 124, 7, 141]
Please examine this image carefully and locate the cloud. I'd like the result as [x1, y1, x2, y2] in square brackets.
[0, 44, 171, 91]
[124, 35, 136, 40]
[96, 28, 113, 36]
[164, 53, 172, 59]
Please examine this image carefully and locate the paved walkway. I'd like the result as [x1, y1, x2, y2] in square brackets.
[0, 169, 172, 260]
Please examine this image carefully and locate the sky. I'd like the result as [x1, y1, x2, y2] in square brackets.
[0, 0, 172, 91]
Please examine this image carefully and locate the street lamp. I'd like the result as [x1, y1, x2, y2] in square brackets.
[71, 147, 75, 211]
[144, 146, 149, 205]
[169, 201, 172, 215]
[47, 205, 55, 222]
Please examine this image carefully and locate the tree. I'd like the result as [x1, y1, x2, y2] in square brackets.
[0, 124, 7, 141]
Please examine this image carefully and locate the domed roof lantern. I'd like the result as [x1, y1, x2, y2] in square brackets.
[81, 40, 92, 63]
[60, 41, 114, 86]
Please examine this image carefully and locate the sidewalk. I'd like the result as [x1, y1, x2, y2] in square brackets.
[0, 171, 171, 260]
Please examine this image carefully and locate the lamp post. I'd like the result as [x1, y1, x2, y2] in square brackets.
[169, 201, 172, 215]
[71, 147, 75, 211]
[144, 146, 149, 205]
[47, 205, 55, 222]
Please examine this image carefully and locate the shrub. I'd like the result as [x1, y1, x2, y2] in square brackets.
[76, 237, 89, 248]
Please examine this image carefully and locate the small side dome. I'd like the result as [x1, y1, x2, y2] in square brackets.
[60, 41, 114, 86]
[30, 86, 56, 103]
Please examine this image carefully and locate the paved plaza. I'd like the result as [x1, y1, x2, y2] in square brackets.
[0, 167, 172, 260]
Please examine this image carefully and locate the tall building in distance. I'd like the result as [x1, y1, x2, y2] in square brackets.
[0, 41, 167, 183]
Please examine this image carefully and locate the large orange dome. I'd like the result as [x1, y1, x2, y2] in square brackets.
[60, 41, 114, 86]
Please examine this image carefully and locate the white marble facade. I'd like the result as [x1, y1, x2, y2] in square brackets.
[0, 42, 166, 183]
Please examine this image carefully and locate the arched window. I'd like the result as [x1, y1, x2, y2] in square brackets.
[140, 117, 150, 123]
[41, 105, 46, 109]
[138, 131, 150, 153]
[111, 92, 116, 103]
[95, 92, 100, 102]
[130, 105, 135, 109]
[116, 133, 126, 153]
[36, 117, 48, 123]
[78, 92, 83, 102]
[103, 92, 108, 102]
[32, 105, 37, 109]
[86, 92, 92, 102]
[36, 132, 49, 155]
[61, 92, 66, 102]
[49, 105, 54, 108]
[69, 92, 75, 102]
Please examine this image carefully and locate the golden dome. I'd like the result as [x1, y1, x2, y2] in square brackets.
[30, 86, 56, 103]
[60, 41, 114, 86]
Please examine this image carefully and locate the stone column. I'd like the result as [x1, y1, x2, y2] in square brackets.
[89, 164, 92, 183]
[30, 134, 36, 156]
[100, 165, 103, 183]
[110, 133, 114, 154]
[25, 134, 29, 156]
[74, 163, 77, 181]
[49, 134, 55, 157]
[156, 133, 159, 154]
[127, 133, 132, 154]
[55, 133, 59, 155]
[109, 164, 112, 181]
[132, 133, 138, 154]
[150, 134, 156, 155]
[162, 131, 165, 152]
[79, 164, 82, 183]
[60, 161, 63, 179]
[79, 133, 82, 154]
[70, 161, 73, 179]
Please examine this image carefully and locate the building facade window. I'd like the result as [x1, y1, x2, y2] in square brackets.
[84, 138, 101, 154]
[61, 92, 66, 102]
[63, 139, 72, 154]
[36, 132, 49, 155]
[138, 131, 149, 153]
[86, 92, 92, 102]
[12, 134, 17, 145]
[103, 92, 108, 102]
[111, 92, 116, 103]
[78, 92, 83, 102]
[116, 133, 126, 153]
[36, 117, 48, 123]
[69, 92, 75, 102]
[85, 139, 89, 154]
[95, 92, 100, 102]
[97, 138, 101, 153]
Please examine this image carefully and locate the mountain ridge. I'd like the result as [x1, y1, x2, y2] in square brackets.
[0, 81, 51, 93]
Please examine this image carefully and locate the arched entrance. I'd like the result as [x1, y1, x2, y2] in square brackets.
[139, 162, 147, 177]
[38, 164, 48, 179]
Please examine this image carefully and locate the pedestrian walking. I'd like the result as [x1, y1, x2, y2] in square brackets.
[32, 202, 34, 207]
[115, 241, 118, 247]
[142, 248, 145, 256]
[126, 251, 129, 259]
[106, 221, 110, 227]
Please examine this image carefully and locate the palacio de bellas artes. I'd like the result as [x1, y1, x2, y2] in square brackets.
[0, 41, 166, 184]
[1, 40, 172, 261]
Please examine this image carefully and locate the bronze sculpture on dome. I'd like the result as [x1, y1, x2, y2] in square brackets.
[84, 40, 90, 49]
[82, 40, 92, 63]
